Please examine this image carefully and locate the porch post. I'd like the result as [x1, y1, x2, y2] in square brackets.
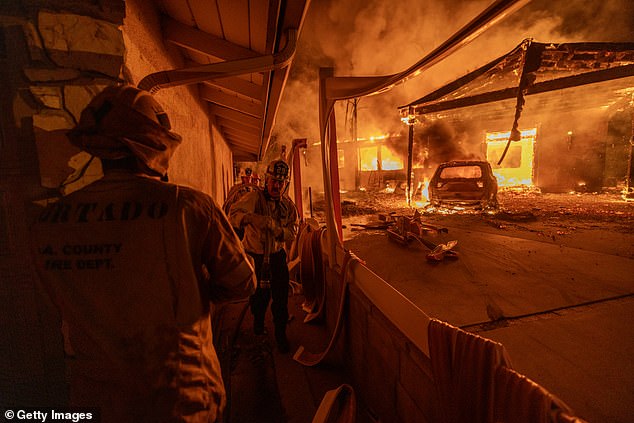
[329, 112, 343, 241]
[406, 122, 414, 206]
[292, 138, 307, 220]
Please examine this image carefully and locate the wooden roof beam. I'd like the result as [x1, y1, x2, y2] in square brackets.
[410, 64, 634, 115]
[216, 117, 261, 137]
[209, 104, 262, 129]
[202, 78, 263, 101]
[162, 17, 260, 60]
[226, 137, 259, 149]
[222, 129, 260, 144]
[200, 85, 263, 118]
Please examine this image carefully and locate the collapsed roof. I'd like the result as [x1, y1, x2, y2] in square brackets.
[399, 39, 634, 121]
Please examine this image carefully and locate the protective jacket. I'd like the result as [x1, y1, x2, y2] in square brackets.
[228, 189, 298, 255]
[30, 170, 256, 422]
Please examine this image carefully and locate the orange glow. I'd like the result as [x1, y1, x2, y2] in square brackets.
[358, 143, 404, 171]
[359, 146, 378, 171]
[413, 180, 430, 207]
[486, 128, 536, 187]
[380, 146, 404, 170]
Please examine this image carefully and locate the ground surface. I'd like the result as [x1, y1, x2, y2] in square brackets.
[311, 189, 633, 423]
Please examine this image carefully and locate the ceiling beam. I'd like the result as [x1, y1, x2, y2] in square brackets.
[234, 152, 258, 162]
[216, 117, 261, 136]
[162, 17, 259, 60]
[209, 104, 262, 129]
[229, 143, 258, 157]
[202, 77, 263, 101]
[219, 126, 260, 141]
[200, 85, 263, 118]
[227, 141, 260, 154]
[222, 128, 260, 144]
[226, 136, 258, 148]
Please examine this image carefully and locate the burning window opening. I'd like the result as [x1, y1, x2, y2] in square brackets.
[358, 144, 404, 172]
[486, 128, 536, 188]
[381, 146, 404, 171]
[359, 146, 379, 171]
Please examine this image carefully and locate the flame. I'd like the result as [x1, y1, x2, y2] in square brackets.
[359, 147, 378, 171]
[381, 146, 404, 171]
[486, 128, 536, 188]
[358, 144, 404, 171]
[412, 179, 430, 207]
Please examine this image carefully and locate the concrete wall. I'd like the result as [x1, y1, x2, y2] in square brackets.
[344, 283, 440, 423]
[317, 253, 440, 423]
[0, 0, 233, 406]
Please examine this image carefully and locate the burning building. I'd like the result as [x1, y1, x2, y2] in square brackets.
[397, 39, 634, 194]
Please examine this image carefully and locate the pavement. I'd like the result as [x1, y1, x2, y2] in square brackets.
[343, 219, 634, 423]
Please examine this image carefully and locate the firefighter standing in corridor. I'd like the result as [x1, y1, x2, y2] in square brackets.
[229, 159, 298, 353]
[29, 85, 256, 422]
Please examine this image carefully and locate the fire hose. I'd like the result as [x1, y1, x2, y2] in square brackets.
[294, 250, 363, 366]
[299, 225, 327, 323]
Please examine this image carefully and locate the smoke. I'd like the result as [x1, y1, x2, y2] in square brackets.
[271, 0, 634, 192]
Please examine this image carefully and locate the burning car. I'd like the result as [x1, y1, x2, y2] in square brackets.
[429, 160, 499, 209]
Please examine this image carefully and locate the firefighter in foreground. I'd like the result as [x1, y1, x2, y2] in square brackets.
[29, 85, 256, 422]
[229, 159, 298, 353]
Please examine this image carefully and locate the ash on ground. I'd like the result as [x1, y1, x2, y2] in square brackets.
[310, 188, 634, 237]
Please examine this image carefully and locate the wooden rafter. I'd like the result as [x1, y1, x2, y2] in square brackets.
[163, 17, 259, 60]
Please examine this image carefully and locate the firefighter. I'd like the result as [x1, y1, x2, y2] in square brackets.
[29, 85, 256, 422]
[229, 159, 298, 353]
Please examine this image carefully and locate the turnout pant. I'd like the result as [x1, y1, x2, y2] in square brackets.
[248, 250, 289, 332]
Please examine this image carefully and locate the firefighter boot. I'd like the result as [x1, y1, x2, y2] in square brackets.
[275, 325, 290, 353]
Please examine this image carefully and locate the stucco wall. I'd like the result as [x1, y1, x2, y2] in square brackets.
[122, 0, 231, 201]
[210, 123, 235, 204]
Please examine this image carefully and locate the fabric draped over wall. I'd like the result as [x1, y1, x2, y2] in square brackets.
[428, 319, 587, 423]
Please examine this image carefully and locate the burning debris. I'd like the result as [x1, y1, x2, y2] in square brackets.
[382, 210, 459, 261]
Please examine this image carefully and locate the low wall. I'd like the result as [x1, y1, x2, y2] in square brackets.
[316, 238, 583, 423]
[317, 244, 440, 423]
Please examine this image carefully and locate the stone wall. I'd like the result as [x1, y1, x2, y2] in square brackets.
[0, 14, 103, 406]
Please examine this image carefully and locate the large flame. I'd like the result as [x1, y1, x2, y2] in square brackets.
[486, 128, 536, 187]
[359, 143, 404, 171]
[413, 179, 430, 207]
[381, 146, 404, 171]
[359, 146, 378, 171]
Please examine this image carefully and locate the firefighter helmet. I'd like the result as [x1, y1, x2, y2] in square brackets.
[67, 85, 182, 176]
[265, 159, 290, 181]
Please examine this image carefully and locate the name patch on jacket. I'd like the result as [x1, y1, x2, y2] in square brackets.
[38, 201, 169, 223]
